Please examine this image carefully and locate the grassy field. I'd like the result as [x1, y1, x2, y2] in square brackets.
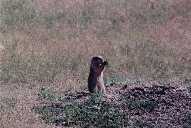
[0, 0, 191, 127]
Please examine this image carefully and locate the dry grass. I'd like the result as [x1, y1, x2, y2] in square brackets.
[0, 0, 191, 127]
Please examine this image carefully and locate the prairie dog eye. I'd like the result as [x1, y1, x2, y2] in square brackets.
[99, 63, 102, 66]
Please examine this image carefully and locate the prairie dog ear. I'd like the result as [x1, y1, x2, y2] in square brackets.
[97, 55, 103, 60]
[90, 56, 103, 63]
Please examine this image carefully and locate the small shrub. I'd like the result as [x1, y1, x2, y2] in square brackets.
[127, 99, 158, 112]
[38, 88, 56, 101]
[183, 113, 191, 128]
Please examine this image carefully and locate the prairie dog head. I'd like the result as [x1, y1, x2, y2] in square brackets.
[90, 56, 108, 75]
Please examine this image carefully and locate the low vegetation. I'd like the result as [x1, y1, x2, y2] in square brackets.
[35, 92, 129, 128]
[34, 80, 191, 128]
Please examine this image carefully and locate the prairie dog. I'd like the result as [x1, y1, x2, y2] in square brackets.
[88, 56, 108, 94]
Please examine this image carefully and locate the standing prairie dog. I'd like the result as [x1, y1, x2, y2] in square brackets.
[88, 56, 108, 94]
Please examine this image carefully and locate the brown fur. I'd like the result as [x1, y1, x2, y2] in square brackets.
[88, 56, 108, 94]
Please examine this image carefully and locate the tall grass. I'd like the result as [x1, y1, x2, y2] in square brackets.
[0, 0, 38, 29]
[0, 0, 190, 87]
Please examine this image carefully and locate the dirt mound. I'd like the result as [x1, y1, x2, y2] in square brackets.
[119, 85, 191, 127]
[34, 80, 191, 127]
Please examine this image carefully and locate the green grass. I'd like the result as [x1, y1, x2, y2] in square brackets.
[34, 92, 129, 128]
[126, 99, 158, 112]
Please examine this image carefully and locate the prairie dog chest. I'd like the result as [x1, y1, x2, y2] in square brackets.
[97, 72, 104, 85]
